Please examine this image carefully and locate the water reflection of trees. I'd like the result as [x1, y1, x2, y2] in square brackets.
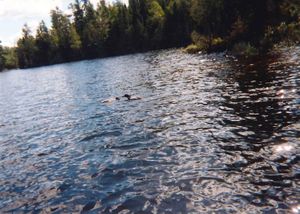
[220, 55, 297, 147]
[212, 53, 300, 212]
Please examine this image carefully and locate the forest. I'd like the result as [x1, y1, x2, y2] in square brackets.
[0, 0, 299, 71]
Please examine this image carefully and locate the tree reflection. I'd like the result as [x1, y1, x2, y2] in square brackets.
[212, 51, 300, 212]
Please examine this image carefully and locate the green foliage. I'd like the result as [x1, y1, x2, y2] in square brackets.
[188, 0, 300, 55]
[146, 0, 166, 48]
[190, 0, 225, 35]
[3, 47, 18, 69]
[183, 44, 201, 54]
[0, 41, 18, 71]
[281, 0, 300, 19]
[0, 42, 4, 71]
[189, 31, 224, 52]
[212, 37, 223, 46]
[35, 21, 52, 65]
[232, 42, 259, 58]
[277, 21, 300, 44]
[276, 1, 300, 44]
[71, 0, 85, 37]
[105, 3, 131, 54]
[191, 31, 210, 51]
[162, 0, 192, 48]
[286, 22, 300, 42]
[229, 16, 248, 43]
[1, 0, 299, 70]
[70, 25, 82, 50]
[51, 7, 82, 61]
[16, 24, 37, 68]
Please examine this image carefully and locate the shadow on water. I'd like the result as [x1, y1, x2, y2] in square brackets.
[213, 50, 300, 213]
[0, 47, 299, 213]
[220, 54, 297, 145]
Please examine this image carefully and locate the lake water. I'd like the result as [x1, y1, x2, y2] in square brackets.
[0, 47, 299, 213]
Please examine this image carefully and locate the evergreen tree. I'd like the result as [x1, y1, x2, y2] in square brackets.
[35, 21, 52, 65]
[128, 0, 148, 50]
[16, 24, 37, 68]
[79, 0, 109, 58]
[146, 0, 166, 48]
[0, 41, 4, 71]
[190, 0, 225, 36]
[163, 0, 192, 47]
[2, 47, 18, 70]
[107, 2, 132, 54]
[51, 7, 82, 61]
[3, 0, 300, 70]
[72, 0, 85, 38]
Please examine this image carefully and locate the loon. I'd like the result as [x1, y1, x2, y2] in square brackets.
[102, 96, 120, 103]
[123, 94, 142, 101]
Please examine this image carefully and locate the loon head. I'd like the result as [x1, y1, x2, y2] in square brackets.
[123, 94, 131, 100]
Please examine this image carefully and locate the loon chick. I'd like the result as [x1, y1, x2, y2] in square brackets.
[102, 96, 120, 103]
[123, 94, 142, 101]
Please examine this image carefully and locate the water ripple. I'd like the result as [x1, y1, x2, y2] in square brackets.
[0, 47, 299, 213]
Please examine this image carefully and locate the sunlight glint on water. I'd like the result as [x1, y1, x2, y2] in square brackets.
[0, 47, 299, 213]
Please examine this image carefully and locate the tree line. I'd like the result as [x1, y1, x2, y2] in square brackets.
[0, 0, 299, 71]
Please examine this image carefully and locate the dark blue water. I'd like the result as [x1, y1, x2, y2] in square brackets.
[0, 47, 299, 213]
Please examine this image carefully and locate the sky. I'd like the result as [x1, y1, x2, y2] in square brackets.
[0, 0, 127, 47]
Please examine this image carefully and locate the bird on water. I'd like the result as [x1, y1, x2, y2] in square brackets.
[102, 97, 120, 103]
[102, 94, 142, 103]
[123, 94, 142, 101]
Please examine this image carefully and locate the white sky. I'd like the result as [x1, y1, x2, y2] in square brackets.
[0, 0, 127, 47]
